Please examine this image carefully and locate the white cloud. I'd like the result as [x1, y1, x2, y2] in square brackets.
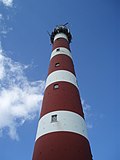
[0, 46, 45, 140]
[0, 1, 45, 140]
[0, 13, 9, 36]
[0, 0, 13, 7]
[82, 99, 93, 129]
[0, 13, 3, 20]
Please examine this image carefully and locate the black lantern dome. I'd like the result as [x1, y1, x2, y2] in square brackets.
[50, 25, 72, 44]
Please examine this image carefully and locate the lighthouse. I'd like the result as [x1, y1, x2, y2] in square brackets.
[32, 25, 93, 160]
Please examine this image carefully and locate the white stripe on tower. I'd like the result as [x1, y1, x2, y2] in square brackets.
[50, 47, 72, 60]
[36, 110, 88, 141]
[54, 33, 68, 41]
[45, 70, 78, 89]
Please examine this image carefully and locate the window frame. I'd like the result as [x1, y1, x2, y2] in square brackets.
[51, 114, 57, 123]
[56, 48, 60, 52]
[55, 62, 60, 67]
[53, 84, 59, 89]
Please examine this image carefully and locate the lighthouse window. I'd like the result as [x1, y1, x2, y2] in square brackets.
[53, 84, 59, 89]
[51, 115, 57, 123]
[56, 48, 60, 52]
[55, 62, 60, 67]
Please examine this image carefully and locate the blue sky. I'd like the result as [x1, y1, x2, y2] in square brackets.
[0, 0, 119, 159]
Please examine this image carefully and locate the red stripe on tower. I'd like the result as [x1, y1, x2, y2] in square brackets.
[32, 25, 93, 160]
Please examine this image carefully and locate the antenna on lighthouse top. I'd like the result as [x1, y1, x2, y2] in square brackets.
[63, 22, 68, 26]
[50, 23, 72, 44]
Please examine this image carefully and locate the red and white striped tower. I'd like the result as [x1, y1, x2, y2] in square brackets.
[32, 25, 93, 160]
